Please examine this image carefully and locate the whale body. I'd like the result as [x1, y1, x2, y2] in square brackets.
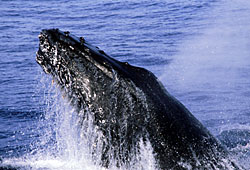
[36, 29, 242, 169]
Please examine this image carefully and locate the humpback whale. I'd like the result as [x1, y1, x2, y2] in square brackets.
[36, 29, 242, 169]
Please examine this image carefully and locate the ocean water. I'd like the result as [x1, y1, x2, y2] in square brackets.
[0, 0, 250, 169]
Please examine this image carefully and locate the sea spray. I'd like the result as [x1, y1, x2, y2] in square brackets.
[1, 73, 158, 170]
[35, 74, 158, 170]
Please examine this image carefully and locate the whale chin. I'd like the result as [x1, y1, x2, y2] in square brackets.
[36, 29, 243, 169]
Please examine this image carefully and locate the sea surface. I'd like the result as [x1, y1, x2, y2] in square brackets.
[0, 0, 250, 169]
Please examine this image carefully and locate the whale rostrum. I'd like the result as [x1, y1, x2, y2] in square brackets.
[36, 29, 243, 169]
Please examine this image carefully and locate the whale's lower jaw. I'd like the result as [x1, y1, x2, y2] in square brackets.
[36, 29, 243, 169]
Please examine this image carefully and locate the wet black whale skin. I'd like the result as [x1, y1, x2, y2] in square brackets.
[36, 29, 242, 170]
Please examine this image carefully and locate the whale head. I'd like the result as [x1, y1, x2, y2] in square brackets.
[36, 29, 157, 166]
[36, 28, 157, 111]
[36, 29, 141, 110]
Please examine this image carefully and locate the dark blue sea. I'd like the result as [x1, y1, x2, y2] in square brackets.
[1, 0, 250, 169]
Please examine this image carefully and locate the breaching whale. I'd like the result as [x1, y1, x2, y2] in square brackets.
[36, 29, 242, 169]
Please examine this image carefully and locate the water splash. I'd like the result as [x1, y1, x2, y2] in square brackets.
[1, 73, 158, 170]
